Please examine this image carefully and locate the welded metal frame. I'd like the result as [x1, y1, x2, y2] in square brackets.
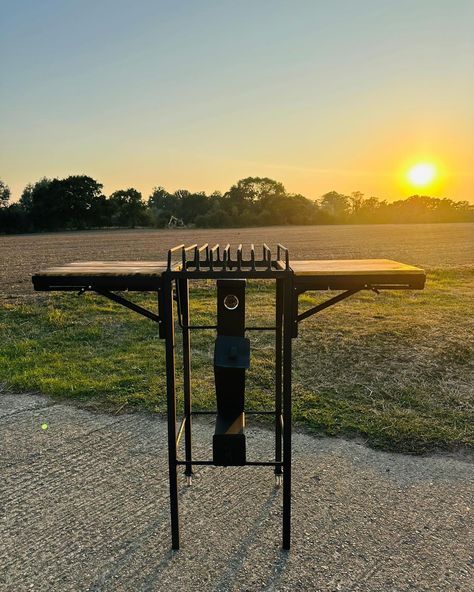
[161, 243, 406, 550]
[31, 242, 425, 552]
[161, 244, 295, 550]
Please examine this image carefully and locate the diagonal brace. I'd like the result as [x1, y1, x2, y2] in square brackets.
[94, 289, 161, 323]
[297, 289, 361, 323]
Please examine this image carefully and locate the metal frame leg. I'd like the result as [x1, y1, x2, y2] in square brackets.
[179, 278, 193, 484]
[163, 276, 180, 550]
[275, 279, 283, 485]
[282, 276, 293, 550]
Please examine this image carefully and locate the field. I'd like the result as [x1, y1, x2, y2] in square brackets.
[1, 223, 473, 453]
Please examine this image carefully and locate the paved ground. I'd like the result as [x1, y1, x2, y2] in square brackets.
[1, 394, 472, 592]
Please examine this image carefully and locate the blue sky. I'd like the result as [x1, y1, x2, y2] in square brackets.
[1, 0, 473, 201]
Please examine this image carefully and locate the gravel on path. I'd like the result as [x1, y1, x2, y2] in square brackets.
[1, 394, 472, 592]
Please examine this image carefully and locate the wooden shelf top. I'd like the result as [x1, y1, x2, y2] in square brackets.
[35, 261, 168, 277]
[32, 258, 425, 292]
[289, 259, 424, 276]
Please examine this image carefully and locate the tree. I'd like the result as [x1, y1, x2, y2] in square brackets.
[349, 191, 365, 215]
[194, 203, 233, 227]
[19, 176, 105, 230]
[20, 178, 57, 230]
[355, 196, 385, 223]
[177, 190, 212, 224]
[226, 177, 286, 204]
[109, 188, 146, 228]
[147, 186, 175, 211]
[384, 194, 474, 223]
[0, 179, 12, 232]
[0, 179, 11, 208]
[147, 186, 178, 227]
[319, 191, 350, 221]
[0, 204, 30, 234]
[59, 175, 106, 229]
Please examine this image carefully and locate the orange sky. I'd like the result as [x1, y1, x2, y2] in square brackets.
[1, 2, 473, 203]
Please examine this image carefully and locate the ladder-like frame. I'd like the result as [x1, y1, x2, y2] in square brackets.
[161, 243, 294, 550]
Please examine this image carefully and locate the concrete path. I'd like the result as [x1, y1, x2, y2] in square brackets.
[1, 394, 472, 592]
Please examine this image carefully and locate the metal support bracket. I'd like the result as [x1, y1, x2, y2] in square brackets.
[94, 289, 161, 324]
[297, 289, 361, 323]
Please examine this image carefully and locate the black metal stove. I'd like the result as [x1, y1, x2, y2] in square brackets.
[162, 243, 294, 550]
[32, 242, 426, 551]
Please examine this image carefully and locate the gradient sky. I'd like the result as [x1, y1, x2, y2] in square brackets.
[1, 0, 473, 202]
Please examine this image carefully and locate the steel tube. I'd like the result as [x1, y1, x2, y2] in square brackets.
[282, 275, 293, 550]
[179, 278, 193, 479]
[175, 460, 283, 467]
[275, 279, 283, 477]
[163, 275, 180, 550]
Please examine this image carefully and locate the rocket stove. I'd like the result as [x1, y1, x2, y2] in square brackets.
[33, 243, 425, 549]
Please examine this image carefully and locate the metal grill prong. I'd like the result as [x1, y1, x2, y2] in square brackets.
[209, 244, 219, 271]
[196, 244, 208, 271]
[168, 243, 290, 274]
[250, 244, 255, 271]
[262, 243, 272, 270]
[167, 244, 185, 270]
[223, 244, 230, 270]
[277, 244, 290, 269]
[262, 243, 271, 270]
[182, 244, 198, 270]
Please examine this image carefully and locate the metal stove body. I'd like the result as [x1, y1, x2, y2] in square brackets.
[32, 242, 426, 551]
[162, 243, 294, 550]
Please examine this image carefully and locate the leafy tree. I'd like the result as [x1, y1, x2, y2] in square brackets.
[349, 191, 365, 215]
[147, 186, 179, 226]
[0, 204, 30, 234]
[226, 177, 286, 204]
[109, 188, 146, 228]
[19, 176, 105, 230]
[147, 186, 214, 227]
[177, 190, 212, 224]
[194, 203, 233, 227]
[20, 178, 57, 230]
[384, 195, 474, 223]
[319, 191, 350, 221]
[147, 186, 175, 211]
[0, 179, 10, 207]
[355, 196, 385, 223]
[59, 175, 107, 229]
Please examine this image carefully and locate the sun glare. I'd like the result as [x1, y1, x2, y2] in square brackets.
[407, 163, 437, 188]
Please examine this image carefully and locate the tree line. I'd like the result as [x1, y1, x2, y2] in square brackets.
[0, 175, 472, 234]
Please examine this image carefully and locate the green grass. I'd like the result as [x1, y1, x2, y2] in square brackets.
[1, 270, 473, 453]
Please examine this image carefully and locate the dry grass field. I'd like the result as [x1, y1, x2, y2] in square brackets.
[1, 223, 473, 453]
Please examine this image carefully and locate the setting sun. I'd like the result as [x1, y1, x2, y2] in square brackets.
[407, 163, 437, 188]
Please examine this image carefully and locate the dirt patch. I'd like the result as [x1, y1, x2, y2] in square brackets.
[1, 223, 473, 299]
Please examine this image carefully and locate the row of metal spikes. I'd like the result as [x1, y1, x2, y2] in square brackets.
[167, 243, 290, 271]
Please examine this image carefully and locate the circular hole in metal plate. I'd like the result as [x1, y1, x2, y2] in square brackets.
[223, 294, 239, 310]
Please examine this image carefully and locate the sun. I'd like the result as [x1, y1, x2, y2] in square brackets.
[406, 163, 437, 188]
